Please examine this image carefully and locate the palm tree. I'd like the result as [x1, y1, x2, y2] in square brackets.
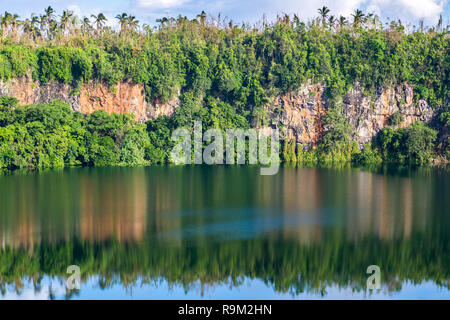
[115, 13, 128, 34]
[5, 13, 20, 38]
[176, 15, 187, 26]
[156, 17, 169, 29]
[328, 15, 336, 29]
[142, 23, 152, 37]
[127, 15, 139, 33]
[39, 14, 47, 39]
[22, 18, 32, 35]
[197, 11, 206, 27]
[338, 16, 347, 30]
[30, 15, 41, 40]
[44, 6, 54, 25]
[81, 17, 92, 35]
[437, 14, 443, 32]
[352, 9, 365, 29]
[48, 19, 60, 39]
[318, 6, 330, 27]
[91, 13, 107, 35]
[1, 12, 12, 37]
[44, 6, 55, 39]
[60, 10, 74, 35]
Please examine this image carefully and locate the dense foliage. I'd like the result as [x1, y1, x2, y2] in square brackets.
[0, 8, 448, 169]
[1, 232, 448, 297]
[1, 8, 448, 110]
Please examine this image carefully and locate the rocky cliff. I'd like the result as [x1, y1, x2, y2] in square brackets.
[0, 75, 179, 122]
[0, 75, 436, 147]
[267, 82, 435, 147]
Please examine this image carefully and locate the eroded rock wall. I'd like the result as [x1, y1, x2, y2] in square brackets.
[0, 75, 179, 122]
[267, 82, 435, 147]
[0, 76, 436, 147]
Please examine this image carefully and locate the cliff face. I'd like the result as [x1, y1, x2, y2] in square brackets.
[0, 76, 436, 147]
[0, 75, 179, 122]
[267, 82, 435, 147]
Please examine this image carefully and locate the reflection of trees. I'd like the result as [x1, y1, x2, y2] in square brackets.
[0, 166, 448, 296]
[0, 231, 448, 296]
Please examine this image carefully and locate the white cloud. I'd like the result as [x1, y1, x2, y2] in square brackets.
[366, 0, 446, 23]
[136, 0, 189, 9]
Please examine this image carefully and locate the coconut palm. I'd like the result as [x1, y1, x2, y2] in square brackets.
[44, 6, 54, 25]
[5, 13, 20, 38]
[44, 6, 55, 38]
[39, 14, 47, 39]
[127, 15, 139, 33]
[60, 10, 74, 35]
[81, 17, 92, 35]
[1, 12, 12, 37]
[91, 13, 107, 35]
[22, 18, 33, 35]
[156, 17, 169, 29]
[30, 15, 41, 40]
[318, 6, 330, 27]
[197, 11, 206, 27]
[352, 9, 365, 28]
[338, 16, 347, 30]
[328, 15, 336, 29]
[115, 13, 128, 34]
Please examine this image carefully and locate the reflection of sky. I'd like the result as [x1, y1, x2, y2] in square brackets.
[1, 277, 448, 300]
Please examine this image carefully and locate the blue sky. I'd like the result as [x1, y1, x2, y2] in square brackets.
[2, 0, 449, 28]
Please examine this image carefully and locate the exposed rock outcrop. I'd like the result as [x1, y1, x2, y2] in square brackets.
[0, 76, 437, 148]
[0, 75, 179, 122]
[267, 82, 435, 147]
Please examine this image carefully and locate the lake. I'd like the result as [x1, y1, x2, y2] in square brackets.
[0, 166, 448, 299]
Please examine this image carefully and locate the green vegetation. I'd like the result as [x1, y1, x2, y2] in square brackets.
[0, 97, 153, 169]
[0, 8, 448, 106]
[0, 232, 448, 297]
[0, 7, 448, 170]
[295, 120, 440, 167]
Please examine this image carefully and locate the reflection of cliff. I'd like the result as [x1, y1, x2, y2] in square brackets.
[80, 169, 147, 242]
[0, 167, 448, 296]
[258, 168, 427, 244]
[0, 167, 443, 248]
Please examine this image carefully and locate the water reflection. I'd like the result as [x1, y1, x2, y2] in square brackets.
[0, 166, 448, 298]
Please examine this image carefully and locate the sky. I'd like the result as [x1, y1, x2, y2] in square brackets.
[1, 0, 449, 29]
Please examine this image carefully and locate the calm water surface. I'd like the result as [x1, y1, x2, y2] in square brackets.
[0, 166, 448, 299]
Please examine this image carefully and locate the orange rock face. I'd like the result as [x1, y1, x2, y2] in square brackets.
[267, 83, 326, 148]
[0, 75, 179, 122]
[0, 76, 435, 148]
[79, 81, 148, 122]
